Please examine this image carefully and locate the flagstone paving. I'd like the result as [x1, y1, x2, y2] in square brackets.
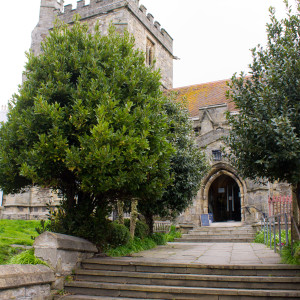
[124, 242, 282, 265]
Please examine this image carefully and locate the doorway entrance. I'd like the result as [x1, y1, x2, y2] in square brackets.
[208, 174, 241, 222]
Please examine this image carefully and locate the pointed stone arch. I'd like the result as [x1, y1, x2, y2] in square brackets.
[199, 162, 247, 223]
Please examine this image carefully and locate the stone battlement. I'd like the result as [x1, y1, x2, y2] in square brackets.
[55, 0, 173, 53]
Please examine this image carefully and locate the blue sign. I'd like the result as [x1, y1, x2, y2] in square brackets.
[201, 213, 214, 226]
[200, 214, 210, 226]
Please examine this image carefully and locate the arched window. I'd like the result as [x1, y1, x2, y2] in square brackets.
[146, 38, 155, 66]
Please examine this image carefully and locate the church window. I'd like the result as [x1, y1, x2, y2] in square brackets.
[212, 150, 222, 161]
[146, 38, 155, 66]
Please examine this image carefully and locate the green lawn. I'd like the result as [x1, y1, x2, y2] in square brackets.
[0, 219, 41, 264]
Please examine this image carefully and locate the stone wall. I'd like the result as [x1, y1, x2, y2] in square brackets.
[34, 231, 98, 290]
[1, 187, 61, 220]
[177, 103, 291, 227]
[0, 264, 55, 300]
[31, 0, 173, 89]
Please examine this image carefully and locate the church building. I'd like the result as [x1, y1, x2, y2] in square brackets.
[0, 0, 290, 225]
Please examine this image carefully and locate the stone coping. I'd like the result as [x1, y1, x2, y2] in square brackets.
[0, 264, 55, 290]
[34, 231, 98, 253]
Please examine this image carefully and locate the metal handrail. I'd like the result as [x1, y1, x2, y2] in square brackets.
[262, 212, 300, 254]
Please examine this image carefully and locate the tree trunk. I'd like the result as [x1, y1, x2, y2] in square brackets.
[130, 198, 138, 238]
[117, 200, 124, 225]
[291, 183, 300, 242]
[144, 211, 154, 235]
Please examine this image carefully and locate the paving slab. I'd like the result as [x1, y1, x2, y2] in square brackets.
[128, 242, 282, 265]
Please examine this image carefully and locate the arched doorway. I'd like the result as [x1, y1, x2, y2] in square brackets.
[208, 174, 241, 222]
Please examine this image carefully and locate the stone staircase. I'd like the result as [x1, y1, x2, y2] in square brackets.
[175, 222, 257, 243]
[62, 258, 300, 299]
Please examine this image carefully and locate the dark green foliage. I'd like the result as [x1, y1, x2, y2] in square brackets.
[43, 201, 112, 247]
[151, 232, 167, 245]
[107, 222, 130, 247]
[226, 1, 300, 242]
[139, 97, 208, 231]
[254, 228, 299, 265]
[106, 236, 157, 257]
[0, 18, 178, 243]
[226, 1, 300, 185]
[105, 225, 181, 257]
[281, 241, 300, 265]
[165, 225, 182, 242]
[124, 219, 150, 239]
[35, 219, 50, 235]
[0, 17, 174, 216]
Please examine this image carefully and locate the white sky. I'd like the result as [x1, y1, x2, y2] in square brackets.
[0, 0, 288, 107]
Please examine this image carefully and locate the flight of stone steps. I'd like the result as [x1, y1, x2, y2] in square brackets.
[61, 258, 300, 299]
[175, 223, 257, 243]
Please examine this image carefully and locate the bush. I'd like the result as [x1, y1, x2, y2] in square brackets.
[281, 241, 300, 265]
[254, 229, 290, 248]
[106, 237, 157, 257]
[165, 225, 182, 242]
[107, 222, 130, 247]
[151, 232, 167, 245]
[43, 201, 113, 249]
[124, 219, 150, 239]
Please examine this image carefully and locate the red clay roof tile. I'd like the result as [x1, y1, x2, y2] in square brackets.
[171, 79, 236, 117]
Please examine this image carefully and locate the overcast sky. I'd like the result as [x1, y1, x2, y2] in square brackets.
[0, 0, 288, 107]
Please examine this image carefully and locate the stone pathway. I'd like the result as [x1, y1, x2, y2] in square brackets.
[125, 242, 282, 265]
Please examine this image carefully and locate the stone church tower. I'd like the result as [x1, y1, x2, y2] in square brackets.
[31, 0, 173, 89]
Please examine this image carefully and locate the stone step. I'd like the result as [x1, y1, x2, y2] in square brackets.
[64, 281, 300, 299]
[188, 230, 255, 235]
[175, 237, 255, 243]
[191, 226, 255, 231]
[182, 233, 256, 238]
[73, 269, 300, 290]
[61, 296, 143, 300]
[81, 258, 300, 277]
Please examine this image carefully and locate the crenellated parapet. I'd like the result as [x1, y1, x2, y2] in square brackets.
[31, 0, 173, 88]
[53, 0, 173, 54]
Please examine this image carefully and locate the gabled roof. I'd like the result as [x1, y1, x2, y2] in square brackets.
[171, 79, 236, 118]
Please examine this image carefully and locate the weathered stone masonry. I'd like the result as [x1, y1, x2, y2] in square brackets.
[31, 0, 173, 89]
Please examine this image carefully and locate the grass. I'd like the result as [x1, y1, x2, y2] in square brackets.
[254, 228, 300, 265]
[0, 219, 41, 264]
[0, 219, 182, 263]
[254, 228, 290, 248]
[7, 248, 49, 266]
[106, 226, 182, 257]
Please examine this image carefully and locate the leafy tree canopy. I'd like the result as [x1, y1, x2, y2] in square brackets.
[0, 18, 174, 208]
[139, 95, 208, 230]
[226, 1, 300, 186]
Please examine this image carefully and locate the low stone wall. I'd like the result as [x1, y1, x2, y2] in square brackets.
[0, 264, 55, 300]
[34, 232, 98, 290]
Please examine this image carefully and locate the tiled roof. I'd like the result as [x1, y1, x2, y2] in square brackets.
[171, 79, 236, 118]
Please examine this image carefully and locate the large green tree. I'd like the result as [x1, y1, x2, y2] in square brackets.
[139, 96, 208, 232]
[0, 19, 174, 220]
[226, 1, 300, 239]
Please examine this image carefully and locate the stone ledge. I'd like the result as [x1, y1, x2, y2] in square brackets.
[34, 231, 98, 253]
[0, 264, 55, 290]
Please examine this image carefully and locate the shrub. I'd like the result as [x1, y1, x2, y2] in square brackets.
[107, 222, 130, 247]
[106, 236, 157, 257]
[165, 225, 182, 242]
[124, 219, 150, 239]
[151, 232, 167, 245]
